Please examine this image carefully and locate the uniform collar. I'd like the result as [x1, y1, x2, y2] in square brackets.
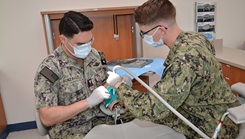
[164, 31, 185, 67]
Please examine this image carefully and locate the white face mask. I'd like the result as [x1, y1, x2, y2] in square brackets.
[66, 37, 94, 59]
[143, 27, 164, 47]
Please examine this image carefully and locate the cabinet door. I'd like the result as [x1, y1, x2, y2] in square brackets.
[132, 76, 149, 92]
[0, 95, 7, 132]
[48, 10, 136, 61]
[230, 66, 245, 85]
[90, 15, 134, 61]
[50, 19, 60, 50]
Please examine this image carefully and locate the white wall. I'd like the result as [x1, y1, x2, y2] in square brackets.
[143, 0, 245, 60]
[0, 0, 244, 124]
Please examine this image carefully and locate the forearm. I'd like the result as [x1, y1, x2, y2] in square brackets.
[39, 99, 89, 127]
[116, 84, 171, 121]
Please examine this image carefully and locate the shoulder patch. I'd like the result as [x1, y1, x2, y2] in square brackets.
[98, 51, 107, 65]
[40, 66, 59, 83]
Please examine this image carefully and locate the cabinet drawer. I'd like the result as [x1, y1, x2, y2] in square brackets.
[221, 63, 231, 78]
[221, 63, 231, 85]
[230, 66, 245, 85]
[220, 62, 245, 86]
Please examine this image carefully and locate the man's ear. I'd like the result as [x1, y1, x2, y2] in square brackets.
[159, 27, 167, 36]
[59, 34, 66, 44]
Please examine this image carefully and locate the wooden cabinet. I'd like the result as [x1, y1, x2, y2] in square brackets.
[132, 76, 149, 92]
[0, 94, 7, 132]
[41, 6, 138, 61]
[221, 62, 245, 86]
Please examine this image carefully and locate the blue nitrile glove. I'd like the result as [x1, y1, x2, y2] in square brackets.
[104, 86, 117, 108]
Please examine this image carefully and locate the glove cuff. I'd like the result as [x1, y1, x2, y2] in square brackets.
[86, 97, 94, 108]
[110, 78, 122, 88]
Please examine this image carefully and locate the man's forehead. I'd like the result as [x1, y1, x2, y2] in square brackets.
[72, 31, 93, 42]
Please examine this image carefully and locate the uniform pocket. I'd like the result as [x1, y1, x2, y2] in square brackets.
[94, 66, 107, 86]
[59, 77, 86, 105]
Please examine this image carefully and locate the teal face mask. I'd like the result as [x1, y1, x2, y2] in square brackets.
[104, 86, 117, 108]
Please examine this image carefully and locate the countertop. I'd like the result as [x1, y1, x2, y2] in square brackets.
[107, 58, 165, 79]
[215, 47, 245, 70]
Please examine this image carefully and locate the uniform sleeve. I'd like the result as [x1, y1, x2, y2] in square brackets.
[116, 59, 196, 122]
[34, 64, 59, 109]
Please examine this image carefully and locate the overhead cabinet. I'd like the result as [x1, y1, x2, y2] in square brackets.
[41, 6, 140, 61]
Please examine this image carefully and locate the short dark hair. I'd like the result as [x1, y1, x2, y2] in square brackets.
[135, 0, 176, 25]
[59, 11, 93, 38]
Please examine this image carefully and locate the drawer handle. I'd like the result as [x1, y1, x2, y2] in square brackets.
[225, 77, 230, 80]
[226, 65, 230, 67]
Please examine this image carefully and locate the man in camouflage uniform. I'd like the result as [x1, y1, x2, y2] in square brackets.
[34, 11, 119, 138]
[106, 0, 240, 138]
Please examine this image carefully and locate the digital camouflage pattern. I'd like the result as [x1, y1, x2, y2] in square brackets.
[116, 31, 240, 139]
[34, 46, 115, 138]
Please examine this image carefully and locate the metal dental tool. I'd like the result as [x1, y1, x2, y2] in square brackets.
[112, 103, 124, 124]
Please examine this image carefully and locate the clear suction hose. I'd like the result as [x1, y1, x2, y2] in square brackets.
[113, 65, 210, 139]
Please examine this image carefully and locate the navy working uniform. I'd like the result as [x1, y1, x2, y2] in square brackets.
[115, 31, 240, 138]
[34, 46, 113, 138]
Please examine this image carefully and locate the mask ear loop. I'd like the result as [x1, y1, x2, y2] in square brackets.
[150, 27, 161, 37]
[152, 27, 164, 42]
[159, 26, 167, 36]
[158, 26, 167, 42]
[63, 38, 77, 58]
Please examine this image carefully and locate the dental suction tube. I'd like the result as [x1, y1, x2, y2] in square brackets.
[113, 65, 210, 139]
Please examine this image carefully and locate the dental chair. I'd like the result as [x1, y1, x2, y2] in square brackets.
[84, 102, 186, 139]
[84, 118, 186, 139]
[230, 82, 245, 139]
[35, 103, 185, 139]
[231, 82, 245, 105]
[35, 109, 50, 139]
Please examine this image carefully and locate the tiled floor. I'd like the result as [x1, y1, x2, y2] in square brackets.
[6, 129, 47, 139]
